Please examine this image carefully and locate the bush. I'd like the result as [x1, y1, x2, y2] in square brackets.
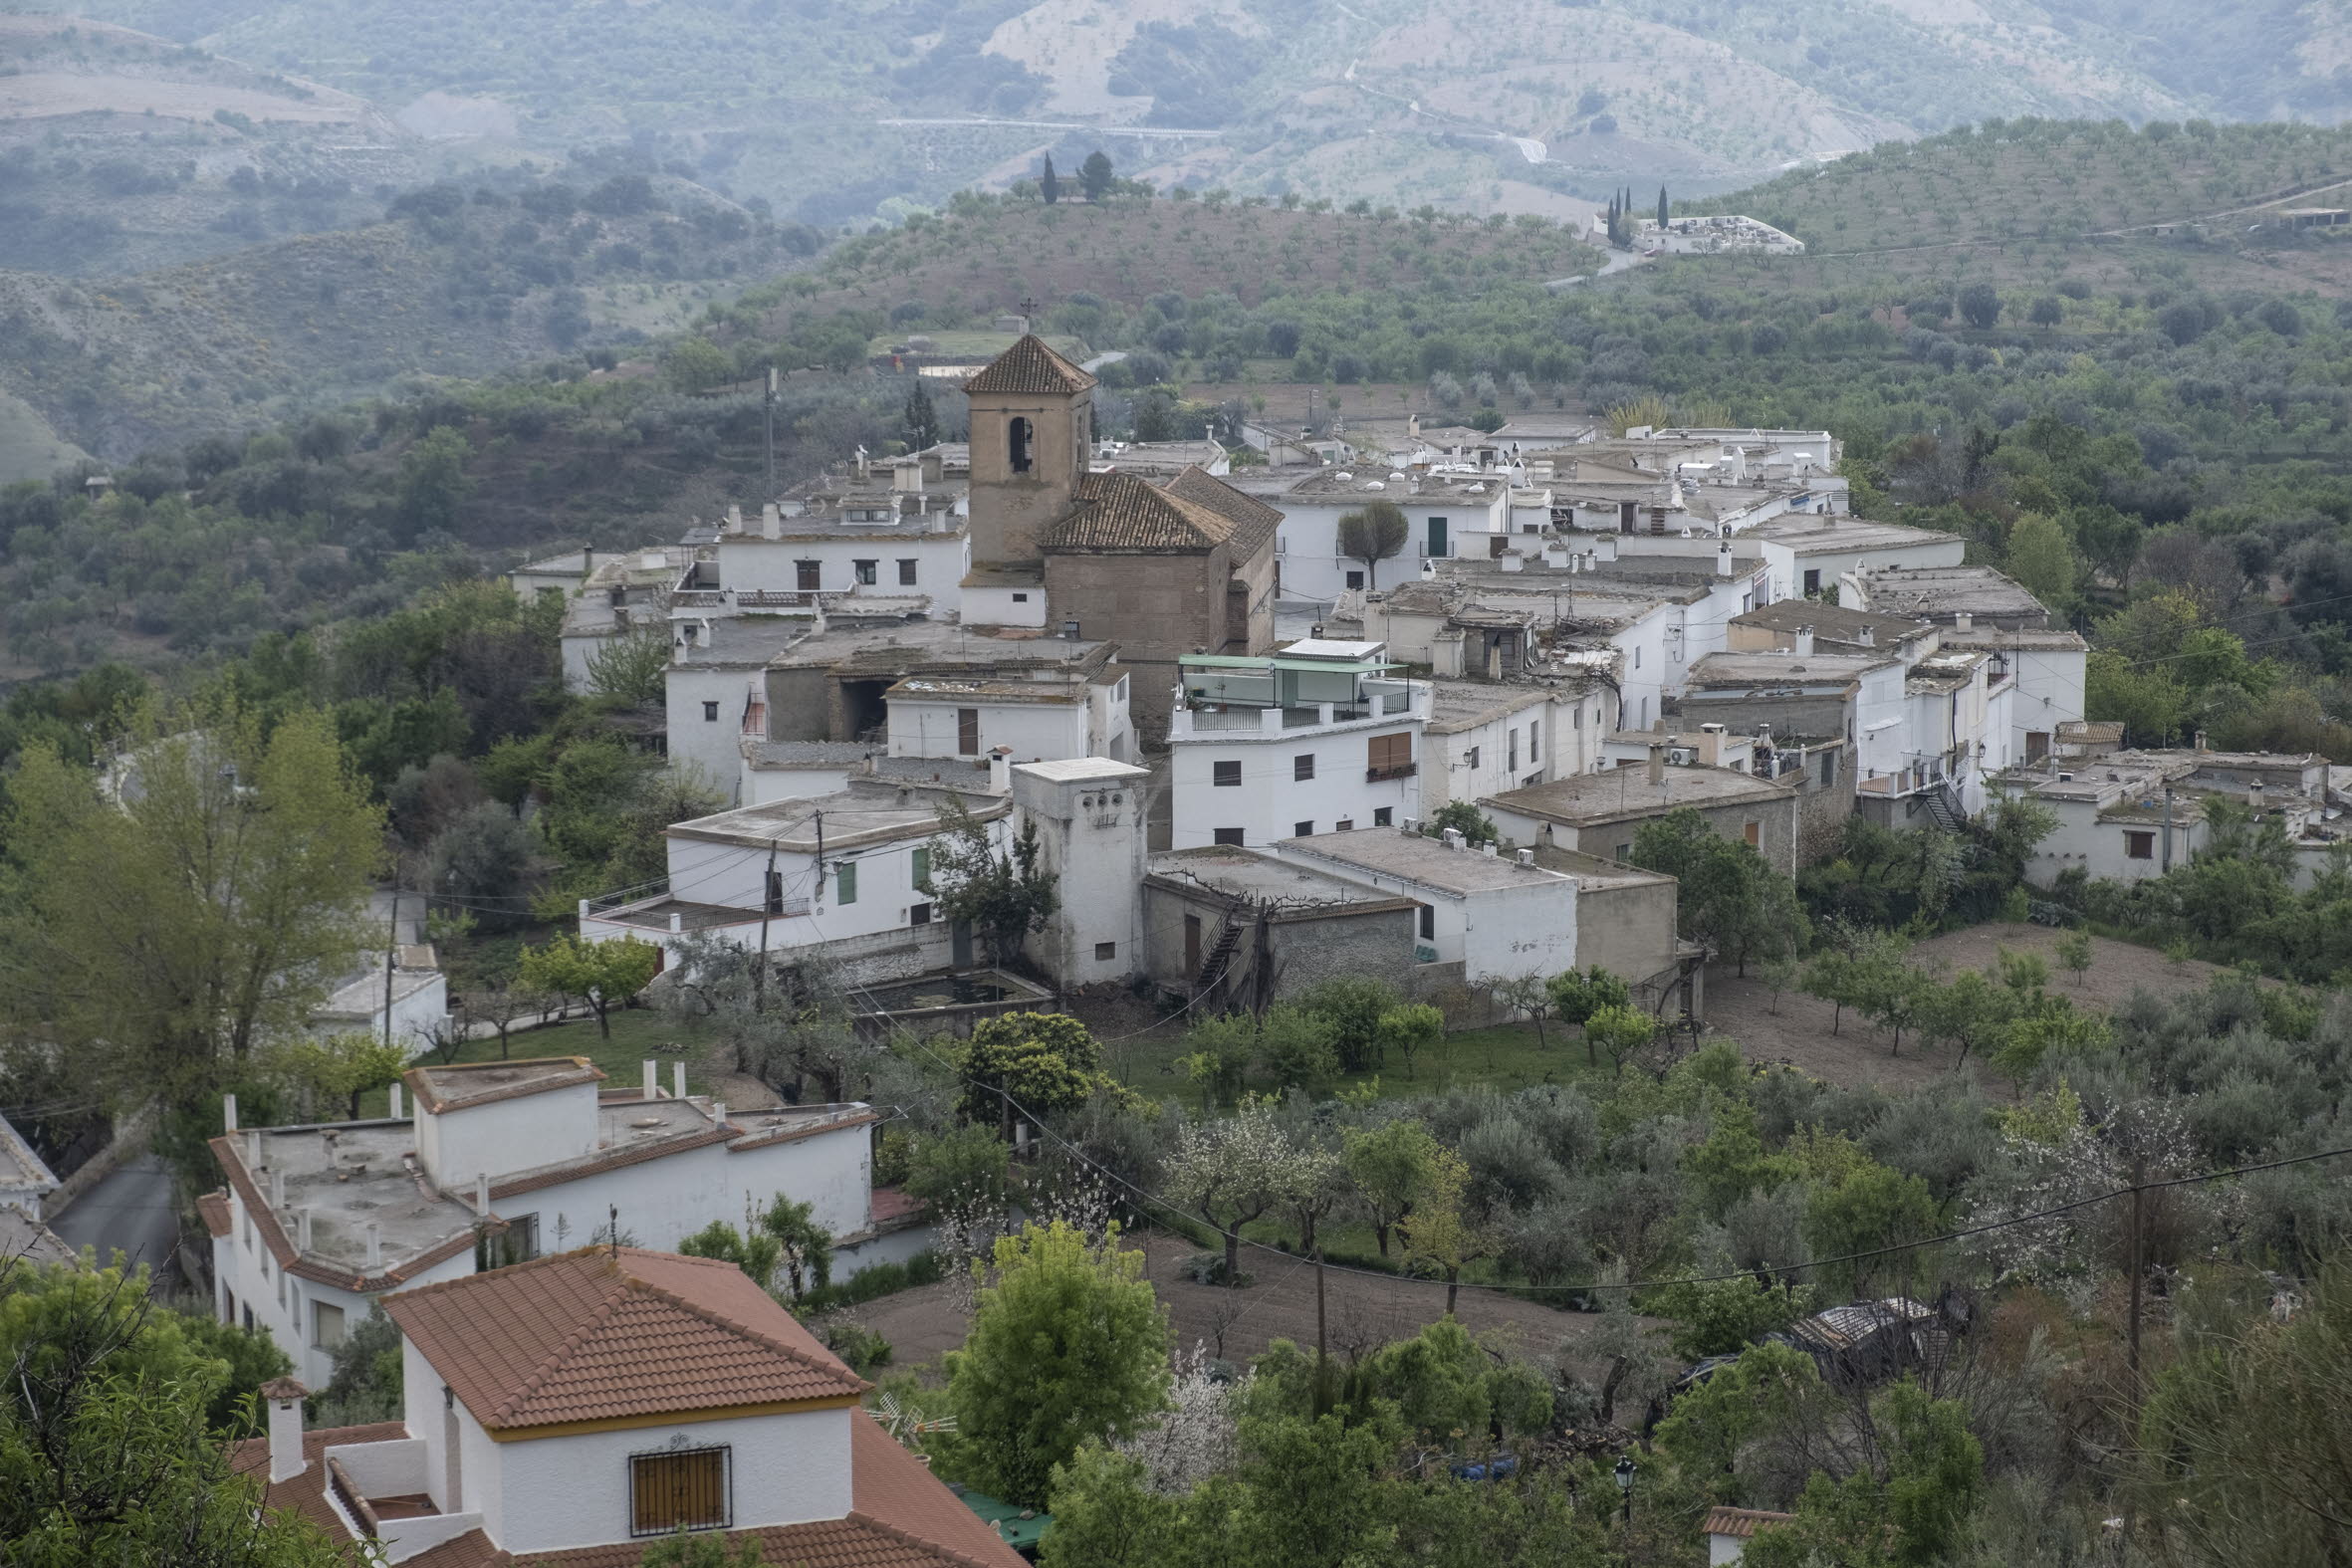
[795, 1251, 944, 1315]
[821, 1321, 893, 1374]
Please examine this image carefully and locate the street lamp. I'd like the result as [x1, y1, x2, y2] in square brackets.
[1613, 1455, 1637, 1525]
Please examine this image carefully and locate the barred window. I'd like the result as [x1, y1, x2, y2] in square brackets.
[631, 1446, 730, 1536]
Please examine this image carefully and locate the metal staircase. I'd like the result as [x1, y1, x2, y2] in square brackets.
[1920, 781, 1969, 832]
[1196, 913, 1243, 991]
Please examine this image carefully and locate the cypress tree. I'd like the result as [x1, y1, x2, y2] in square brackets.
[1041, 154, 1059, 205]
[1658, 185, 1669, 227]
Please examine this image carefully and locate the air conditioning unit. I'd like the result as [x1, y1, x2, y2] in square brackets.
[1666, 747, 1698, 767]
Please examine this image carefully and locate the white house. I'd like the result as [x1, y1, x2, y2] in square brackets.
[1422, 678, 1617, 810]
[708, 492, 969, 613]
[2005, 746, 2337, 888]
[199, 1058, 884, 1388]
[1940, 623, 2088, 766]
[232, 1245, 1024, 1566]
[1272, 470, 1513, 602]
[1010, 757, 1153, 988]
[1273, 826, 1581, 977]
[885, 664, 1133, 766]
[1704, 1506, 1795, 1564]
[309, 947, 450, 1056]
[583, 779, 1014, 971]
[1167, 640, 1431, 849]
[1744, 514, 1966, 603]
[663, 616, 813, 799]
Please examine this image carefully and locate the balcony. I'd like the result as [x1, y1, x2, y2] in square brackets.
[1366, 762, 1419, 783]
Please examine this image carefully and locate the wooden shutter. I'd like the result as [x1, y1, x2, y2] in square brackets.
[631, 1447, 729, 1535]
[958, 708, 980, 755]
[1366, 732, 1414, 779]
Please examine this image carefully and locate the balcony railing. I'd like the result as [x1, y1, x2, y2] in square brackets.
[1366, 762, 1418, 783]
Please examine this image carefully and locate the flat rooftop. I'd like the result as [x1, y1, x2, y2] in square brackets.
[1853, 565, 2049, 619]
[741, 743, 989, 785]
[669, 780, 1006, 851]
[1148, 845, 1408, 907]
[1284, 470, 1508, 502]
[884, 674, 1085, 705]
[1686, 651, 1898, 686]
[1746, 515, 1962, 553]
[1425, 680, 1552, 731]
[1280, 827, 1572, 896]
[1487, 763, 1793, 825]
[1731, 600, 1934, 642]
[406, 1057, 603, 1114]
[769, 617, 1111, 672]
[675, 614, 811, 667]
[1939, 625, 2089, 652]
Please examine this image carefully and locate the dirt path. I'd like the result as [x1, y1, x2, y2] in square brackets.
[1700, 922, 2235, 1095]
[828, 1232, 1629, 1379]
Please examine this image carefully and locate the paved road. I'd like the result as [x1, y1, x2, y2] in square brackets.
[48, 1152, 185, 1284]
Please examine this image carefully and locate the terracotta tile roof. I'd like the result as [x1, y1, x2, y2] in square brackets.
[1703, 1506, 1795, 1538]
[382, 1247, 867, 1432]
[197, 1189, 233, 1237]
[1163, 466, 1281, 558]
[1043, 469, 1265, 554]
[868, 1187, 926, 1227]
[959, 334, 1096, 397]
[403, 1058, 605, 1114]
[230, 1420, 411, 1546]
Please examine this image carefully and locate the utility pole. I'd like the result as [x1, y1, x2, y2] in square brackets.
[381, 888, 400, 1047]
[754, 835, 780, 1012]
[2125, 1164, 2148, 1390]
[764, 365, 778, 494]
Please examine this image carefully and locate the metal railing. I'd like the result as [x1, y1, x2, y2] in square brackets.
[1366, 762, 1419, 783]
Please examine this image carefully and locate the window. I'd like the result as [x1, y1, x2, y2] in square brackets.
[1572, 707, 1582, 730]
[1012, 592, 1029, 603]
[702, 701, 719, 723]
[2125, 830, 2155, 860]
[1744, 820, 1761, 847]
[1818, 751, 1837, 787]
[1366, 732, 1414, 782]
[1615, 843, 1633, 861]
[1094, 941, 1117, 961]
[957, 708, 981, 756]
[1802, 568, 1821, 595]
[1213, 760, 1242, 787]
[1008, 416, 1034, 474]
[1528, 719, 1539, 756]
[1294, 754, 1315, 782]
[1294, 820, 1314, 837]
[1417, 904, 1436, 940]
[911, 847, 931, 890]
[796, 560, 821, 590]
[897, 559, 918, 585]
[834, 860, 857, 905]
[910, 902, 933, 926]
[1633, 646, 1641, 668]
[1466, 745, 1481, 770]
[477, 1213, 540, 1269]
[313, 1300, 346, 1349]
[1335, 818, 1354, 831]
[1508, 729, 1519, 772]
[1213, 827, 1246, 846]
[1373, 807, 1393, 827]
[1345, 570, 1365, 589]
[766, 870, 785, 916]
[853, 560, 877, 585]
[631, 1447, 731, 1536]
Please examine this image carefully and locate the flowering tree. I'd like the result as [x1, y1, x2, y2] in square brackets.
[1112, 1346, 1248, 1495]
[1162, 1098, 1330, 1285]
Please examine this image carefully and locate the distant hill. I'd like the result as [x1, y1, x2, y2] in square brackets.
[36, 0, 2352, 226]
[0, 177, 811, 467]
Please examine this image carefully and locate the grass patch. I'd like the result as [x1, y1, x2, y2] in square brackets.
[1112, 1019, 1620, 1110]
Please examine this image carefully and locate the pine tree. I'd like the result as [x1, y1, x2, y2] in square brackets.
[1041, 154, 1059, 205]
[1079, 150, 1114, 202]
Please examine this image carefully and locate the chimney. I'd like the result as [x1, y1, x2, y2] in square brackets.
[1647, 743, 1666, 784]
[761, 502, 782, 540]
[247, 1130, 263, 1170]
[2194, 730, 2208, 753]
[271, 1168, 286, 1210]
[1794, 625, 1815, 657]
[475, 1173, 490, 1215]
[1716, 541, 1734, 577]
[1481, 840, 1499, 856]
[224, 1093, 238, 1133]
[1698, 722, 1725, 767]
[1408, 411, 1420, 439]
[642, 1060, 657, 1100]
[1516, 848, 1535, 866]
[298, 1208, 314, 1250]
[263, 1379, 311, 1484]
[1954, 610, 1973, 632]
[1442, 827, 1467, 851]
[388, 1081, 403, 1120]
[725, 504, 743, 532]
[672, 1061, 687, 1100]
[364, 1222, 382, 1272]
[1857, 624, 1874, 647]
[2248, 782, 2265, 812]
[712, 1102, 728, 1127]
[988, 746, 1015, 795]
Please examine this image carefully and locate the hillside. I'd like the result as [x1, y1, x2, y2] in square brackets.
[0, 174, 812, 467]
[36, 0, 2352, 227]
[0, 13, 438, 276]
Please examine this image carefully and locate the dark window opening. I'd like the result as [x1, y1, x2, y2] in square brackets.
[1094, 941, 1117, 961]
[1009, 416, 1034, 474]
[1213, 827, 1245, 846]
[1417, 904, 1436, 940]
[1294, 820, 1314, 837]
[702, 701, 719, 722]
[1213, 760, 1242, 787]
[898, 559, 918, 585]
[1373, 807, 1393, 826]
[630, 1447, 730, 1536]
[1293, 754, 1315, 782]
[853, 560, 877, 585]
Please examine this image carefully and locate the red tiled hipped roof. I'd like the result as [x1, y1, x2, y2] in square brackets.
[959, 334, 1096, 397]
[382, 1247, 867, 1432]
[1703, 1505, 1796, 1538]
[1163, 466, 1282, 558]
[197, 1190, 233, 1237]
[1043, 469, 1267, 554]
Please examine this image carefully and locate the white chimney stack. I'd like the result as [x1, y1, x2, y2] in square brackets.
[475, 1173, 490, 1215]
[712, 1102, 728, 1128]
[988, 746, 1014, 795]
[364, 1222, 382, 1272]
[642, 1060, 657, 1099]
[264, 1379, 310, 1483]
[223, 1093, 238, 1132]
[298, 1208, 314, 1250]
[1648, 743, 1667, 785]
[1794, 624, 1815, 658]
[1955, 610, 1973, 632]
[388, 1081, 403, 1120]
[1716, 541, 1734, 577]
[246, 1130, 262, 1170]
[761, 501, 783, 540]
[672, 1061, 686, 1100]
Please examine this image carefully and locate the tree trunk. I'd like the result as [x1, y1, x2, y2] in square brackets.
[1224, 1229, 1242, 1284]
[1445, 1266, 1460, 1315]
[1585, 1028, 1597, 1067]
[1599, 1355, 1627, 1425]
[1374, 1222, 1391, 1257]
[1831, 1001, 1843, 1034]
[592, 998, 611, 1038]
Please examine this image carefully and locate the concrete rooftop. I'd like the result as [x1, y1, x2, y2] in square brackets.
[1148, 845, 1408, 907]
[1281, 827, 1572, 896]
[1487, 763, 1793, 825]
